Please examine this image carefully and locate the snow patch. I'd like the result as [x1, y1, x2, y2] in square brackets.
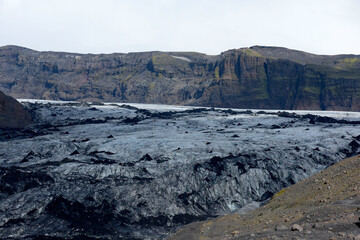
[171, 55, 191, 62]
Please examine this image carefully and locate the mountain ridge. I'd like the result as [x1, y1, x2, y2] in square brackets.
[1, 45, 360, 110]
[2, 44, 358, 58]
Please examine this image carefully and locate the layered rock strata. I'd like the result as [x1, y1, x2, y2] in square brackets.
[1, 45, 360, 110]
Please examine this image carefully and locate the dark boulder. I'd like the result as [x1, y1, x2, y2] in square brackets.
[0, 90, 32, 128]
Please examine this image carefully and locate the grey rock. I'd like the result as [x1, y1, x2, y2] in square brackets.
[291, 224, 303, 232]
[0, 90, 32, 128]
[312, 222, 323, 229]
[275, 224, 288, 231]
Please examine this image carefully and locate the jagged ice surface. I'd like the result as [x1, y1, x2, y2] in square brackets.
[1, 101, 360, 239]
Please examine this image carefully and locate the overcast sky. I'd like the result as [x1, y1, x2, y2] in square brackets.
[0, 0, 359, 55]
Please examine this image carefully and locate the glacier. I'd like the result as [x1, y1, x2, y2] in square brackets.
[0, 100, 360, 239]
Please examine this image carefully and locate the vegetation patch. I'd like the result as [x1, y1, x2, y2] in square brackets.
[149, 82, 155, 90]
[338, 57, 360, 65]
[306, 64, 360, 80]
[241, 48, 264, 58]
[303, 85, 320, 95]
[271, 188, 287, 200]
[214, 66, 220, 80]
[124, 73, 133, 82]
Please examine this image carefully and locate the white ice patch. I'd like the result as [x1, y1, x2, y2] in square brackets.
[171, 55, 191, 62]
[18, 99, 360, 120]
[235, 201, 263, 214]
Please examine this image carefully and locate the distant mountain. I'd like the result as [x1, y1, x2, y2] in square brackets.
[0, 90, 31, 128]
[1, 45, 360, 110]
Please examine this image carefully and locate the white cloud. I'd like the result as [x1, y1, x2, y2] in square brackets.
[0, 0, 359, 55]
[0, 0, 22, 9]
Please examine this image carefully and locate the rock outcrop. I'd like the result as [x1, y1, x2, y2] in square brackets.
[1, 45, 360, 110]
[0, 90, 31, 128]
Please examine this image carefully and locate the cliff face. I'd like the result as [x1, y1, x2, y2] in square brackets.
[1, 45, 360, 110]
[0, 90, 31, 128]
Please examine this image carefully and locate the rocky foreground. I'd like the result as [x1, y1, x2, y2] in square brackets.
[1, 101, 360, 239]
[169, 154, 360, 240]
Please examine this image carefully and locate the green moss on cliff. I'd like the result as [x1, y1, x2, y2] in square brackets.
[124, 74, 133, 81]
[236, 78, 269, 102]
[303, 85, 320, 95]
[306, 64, 360, 80]
[337, 57, 360, 69]
[214, 66, 220, 80]
[341, 57, 360, 64]
[149, 82, 155, 90]
[241, 48, 264, 58]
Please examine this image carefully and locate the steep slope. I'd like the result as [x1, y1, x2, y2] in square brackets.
[0, 90, 31, 128]
[168, 154, 360, 240]
[1, 45, 360, 110]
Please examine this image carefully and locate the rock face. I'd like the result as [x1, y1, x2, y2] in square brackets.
[1, 45, 360, 110]
[0, 90, 31, 128]
[1, 101, 360, 239]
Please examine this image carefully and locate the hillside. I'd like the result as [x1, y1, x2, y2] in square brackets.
[168, 154, 360, 240]
[1, 45, 360, 110]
